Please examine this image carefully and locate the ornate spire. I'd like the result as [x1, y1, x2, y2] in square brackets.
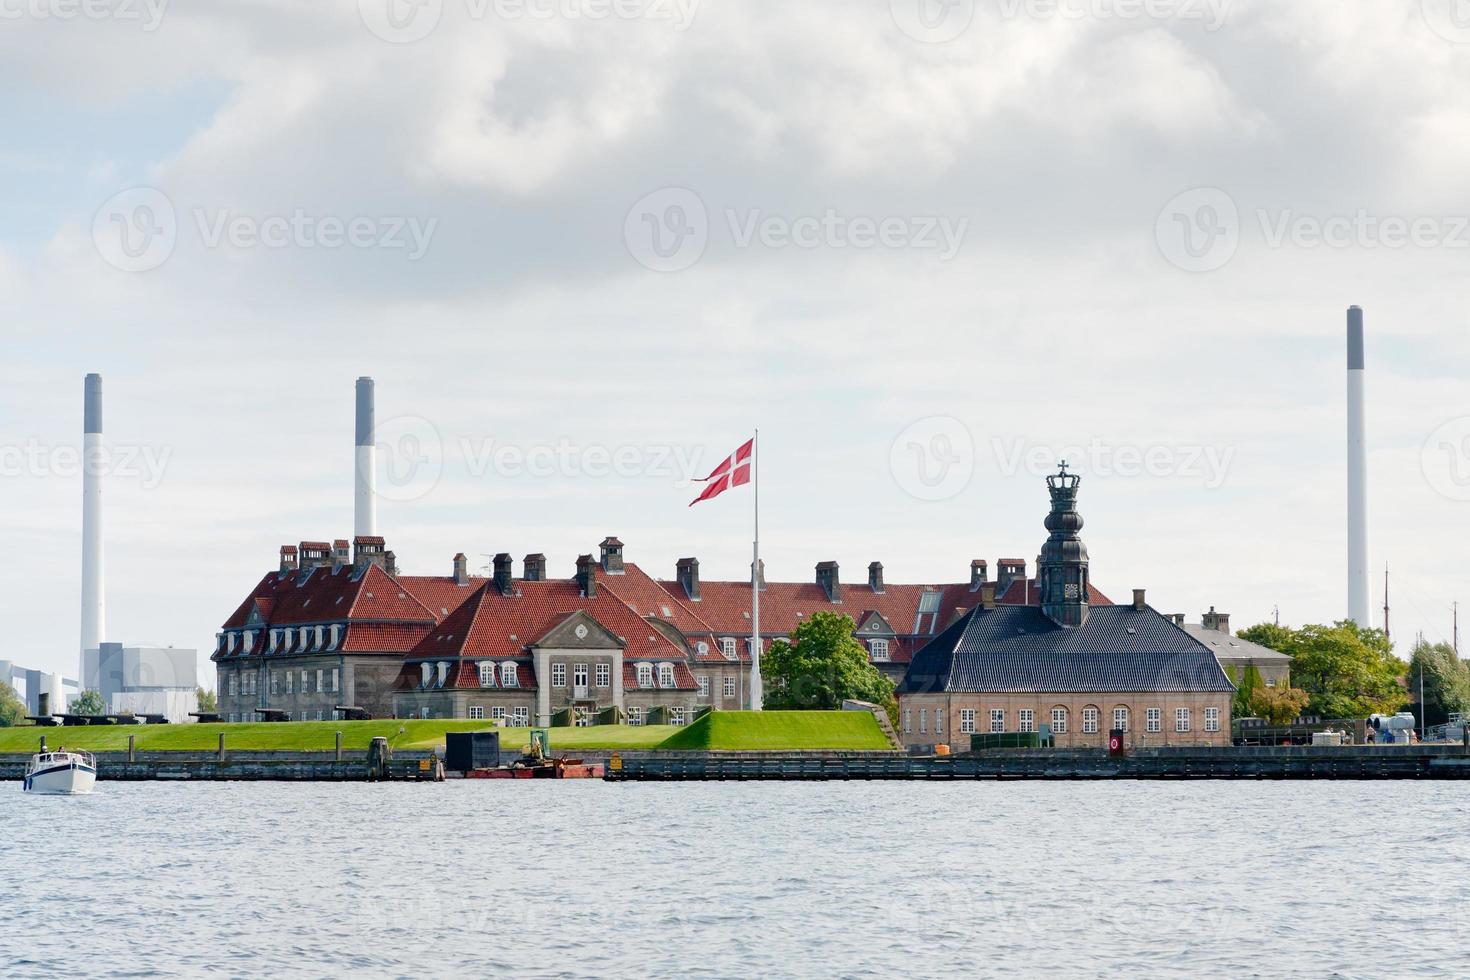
[1039, 461, 1090, 627]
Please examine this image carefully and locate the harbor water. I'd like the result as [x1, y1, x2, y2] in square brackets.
[3, 780, 1468, 977]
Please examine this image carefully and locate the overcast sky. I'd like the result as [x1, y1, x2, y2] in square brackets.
[5, 0, 1470, 686]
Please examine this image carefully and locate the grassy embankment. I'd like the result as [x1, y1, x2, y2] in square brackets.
[0, 711, 888, 754]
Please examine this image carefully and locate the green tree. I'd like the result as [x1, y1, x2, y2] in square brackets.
[1407, 639, 1470, 727]
[1247, 685, 1310, 726]
[762, 611, 898, 722]
[0, 683, 25, 727]
[196, 687, 218, 713]
[1231, 664, 1264, 720]
[72, 689, 106, 716]
[1236, 620, 1404, 719]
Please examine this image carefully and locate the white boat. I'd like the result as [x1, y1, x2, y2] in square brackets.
[23, 749, 97, 795]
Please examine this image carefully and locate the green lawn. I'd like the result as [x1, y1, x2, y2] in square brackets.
[660, 711, 891, 751]
[0, 711, 888, 754]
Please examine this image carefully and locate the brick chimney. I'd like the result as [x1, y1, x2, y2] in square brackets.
[816, 561, 841, 602]
[1133, 589, 1147, 611]
[599, 536, 625, 574]
[575, 554, 597, 598]
[981, 582, 997, 611]
[868, 561, 885, 594]
[332, 539, 350, 571]
[385, 550, 398, 577]
[279, 545, 299, 573]
[996, 559, 1026, 595]
[1201, 606, 1231, 634]
[523, 554, 546, 582]
[676, 557, 700, 601]
[493, 553, 513, 595]
[353, 536, 387, 570]
[970, 559, 987, 591]
[299, 541, 332, 572]
[452, 553, 469, 586]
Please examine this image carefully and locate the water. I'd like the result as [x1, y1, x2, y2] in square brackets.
[3, 780, 1468, 978]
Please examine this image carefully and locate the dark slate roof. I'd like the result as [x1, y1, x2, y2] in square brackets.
[898, 604, 1235, 695]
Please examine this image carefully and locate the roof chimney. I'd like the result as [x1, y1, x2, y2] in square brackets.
[453, 553, 469, 586]
[676, 557, 700, 601]
[493, 553, 513, 595]
[353, 535, 387, 570]
[332, 539, 350, 571]
[1133, 589, 1147, 612]
[816, 561, 841, 602]
[576, 555, 597, 598]
[279, 545, 299, 573]
[385, 550, 398, 578]
[1201, 606, 1231, 635]
[299, 541, 332, 572]
[981, 582, 997, 611]
[970, 559, 988, 591]
[868, 561, 885, 594]
[996, 559, 1026, 595]
[523, 554, 546, 582]
[599, 536, 625, 574]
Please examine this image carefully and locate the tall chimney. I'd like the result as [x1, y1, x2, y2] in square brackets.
[676, 557, 701, 601]
[279, 545, 299, 573]
[575, 555, 597, 598]
[493, 553, 513, 595]
[868, 561, 885, 593]
[453, 553, 469, 586]
[970, 560, 988, 591]
[80, 373, 106, 688]
[354, 377, 377, 539]
[523, 554, 546, 582]
[816, 561, 841, 602]
[1346, 306, 1370, 627]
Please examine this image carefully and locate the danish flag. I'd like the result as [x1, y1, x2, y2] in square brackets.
[689, 438, 753, 506]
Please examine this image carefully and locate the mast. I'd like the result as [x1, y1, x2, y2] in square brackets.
[749, 429, 762, 711]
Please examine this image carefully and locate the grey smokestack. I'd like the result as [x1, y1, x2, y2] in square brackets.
[81, 373, 106, 689]
[354, 377, 376, 538]
[1346, 306, 1369, 626]
[85, 374, 103, 434]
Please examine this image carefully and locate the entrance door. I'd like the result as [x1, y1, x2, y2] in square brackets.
[573, 663, 589, 700]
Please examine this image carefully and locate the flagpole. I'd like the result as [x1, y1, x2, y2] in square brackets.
[750, 428, 762, 711]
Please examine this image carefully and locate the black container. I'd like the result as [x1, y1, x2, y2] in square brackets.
[445, 731, 501, 772]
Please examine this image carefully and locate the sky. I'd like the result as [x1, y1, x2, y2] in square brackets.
[4, 0, 1470, 689]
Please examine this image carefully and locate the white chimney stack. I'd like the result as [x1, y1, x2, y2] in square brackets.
[81, 373, 106, 686]
[354, 377, 377, 538]
[1347, 306, 1370, 627]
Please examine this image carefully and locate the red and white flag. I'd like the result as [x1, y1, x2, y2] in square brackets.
[689, 438, 753, 506]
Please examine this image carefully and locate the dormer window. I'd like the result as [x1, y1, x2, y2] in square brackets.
[657, 663, 675, 688]
[500, 662, 518, 688]
[869, 639, 890, 662]
[328, 624, 341, 650]
[436, 661, 449, 688]
[227, 633, 238, 655]
[314, 626, 324, 650]
[479, 662, 496, 687]
[420, 663, 432, 688]
[719, 638, 737, 660]
[637, 663, 654, 689]
[299, 627, 310, 650]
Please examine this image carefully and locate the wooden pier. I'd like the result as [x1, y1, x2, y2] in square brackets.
[603, 745, 1470, 781]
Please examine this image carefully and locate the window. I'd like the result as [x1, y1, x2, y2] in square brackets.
[1114, 706, 1130, 733]
[1176, 707, 1191, 733]
[490, 707, 506, 722]
[573, 663, 589, 691]
[627, 706, 644, 726]
[723, 677, 736, 699]
[658, 663, 676, 688]
[903, 709, 912, 734]
[286, 671, 295, 694]
[316, 669, 324, 694]
[1146, 708, 1162, 733]
[299, 627, 309, 650]
[302, 668, 311, 693]
[917, 591, 941, 614]
[720, 637, 738, 660]
[869, 639, 890, 662]
[1018, 709, 1035, 733]
[552, 663, 567, 688]
[228, 673, 238, 697]
[1051, 707, 1068, 735]
[1082, 706, 1099, 734]
[1205, 707, 1220, 732]
[934, 707, 943, 735]
[574, 707, 592, 727]
[671, 707, 686, 726]
[468, 706, 485, 720]
[990, 709, 1005, 733]
[479, 662, 496, 687]
[511, 707, 529, 726]
[637, 664, 653, 689]
[270, 671, 280, 696]
[436, 662, 449, 688]
[501, 662, 517, 688]
[697, 676, 710, 699]
[919, 709, 927, 735]
[330, 669, 339, 694]
[596, 663, 611, 688]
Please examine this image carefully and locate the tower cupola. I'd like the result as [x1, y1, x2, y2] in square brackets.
[1038, 462, 1090, 627]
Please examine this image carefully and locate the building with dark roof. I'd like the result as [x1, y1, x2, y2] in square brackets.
[896, 467, 1235, 749]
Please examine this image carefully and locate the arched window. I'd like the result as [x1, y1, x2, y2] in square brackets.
[637, 663, 654, 689]
[436, 661, 449, 688]
[1081, 705, 1100, 734]
[501, 662, 518, 688]
[1113, 705, 1130, 733]
[1051, 706, 1069, 735]
[658, 663, 676, 688]
[478, 662, 496, 687]
[299, 627, 310, 649]
[420, 662, 432, 688]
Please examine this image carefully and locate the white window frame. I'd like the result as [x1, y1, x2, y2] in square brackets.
[511, 706, 529, 726]
[959, 709, 976, 734]
[658, 663, 676, 688]
[671, 707, 686, 726]
[573, 663, 589, 690]
[1051, 707, 1068, 735]
[723, 676, 736, 699]
[1176, 707, 1191, 733]
[468, 706, 485, 720]
[934, 707, 943, 735]
[637, 664, 653, 689]
[697, 676, 710, 699]
[903, 709, 912, 734]
[1018, 709, 1035, 734]
[595, 663, 611, 688]
[990, 708, 1005, 733]
[627, 706, 644, 727]
[551, 662, 567, 688]
[919, 709, 927, 735]
[1205, 707, 1220, 733]
[501, 662, 518, 688]
[1114, 706, 1130, 733]
[1146, 707, 1162, 733]
[490, 707, 506, 722]
[479, 662, 496, 687]
[869, 639, 890, 662]
[720, 637, 738, 660]
[1082, 706, 1099, 734]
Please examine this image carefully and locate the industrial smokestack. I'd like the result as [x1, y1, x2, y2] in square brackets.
[1347, 306, 1370, 627]
[354, 377, 376, 538]
[81, 373, 106, 687]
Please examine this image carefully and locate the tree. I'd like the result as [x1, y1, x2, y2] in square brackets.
[72, 689, 106, 716]
[1407, 639, 1470, 727]
[762, 611, 898, 722]
[196, 687, 218, 712]
[1231, 664, 1264, 720]
[1247, 685, 1310, 726]
[1236, 620, 1405, 719]
[0, 683, 25, 727]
